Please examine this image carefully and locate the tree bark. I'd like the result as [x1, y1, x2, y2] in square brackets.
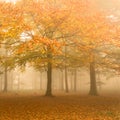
[64, 45, 69, 93]
[0, 76, 2, 91]
[59, 70, 64, 91]
[89, 62, 98, 96]
[74, 69, 77, 92]
[45, 62, 53, 96]
[3, 46, 8, 92]
[65, 66, 69, 93]
[61, 70, 64, 91]
[40, 71, 42, 90]
[17, 75, 20, 91]
[3, 66, 7, 92]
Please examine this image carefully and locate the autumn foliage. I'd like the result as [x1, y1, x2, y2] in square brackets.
[0, 0, 120, 96]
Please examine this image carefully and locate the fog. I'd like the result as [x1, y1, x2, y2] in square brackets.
[0, 66, 120, 95]
[0, 0, 120, 96]
[0, 0, 120, 119]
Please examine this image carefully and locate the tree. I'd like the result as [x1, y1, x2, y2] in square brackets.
[72, 7, 114, 95]
[0, 1, 25, 92]
[8, 0, 115, 96]
[13, 0, 89, 96]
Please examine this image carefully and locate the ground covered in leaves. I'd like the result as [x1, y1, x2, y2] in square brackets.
[0, 92, 120, 120]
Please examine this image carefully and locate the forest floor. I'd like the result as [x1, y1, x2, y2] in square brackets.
[0, 92, 120, 120]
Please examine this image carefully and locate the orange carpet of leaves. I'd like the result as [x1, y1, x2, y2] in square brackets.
[0, 93, 120, 120]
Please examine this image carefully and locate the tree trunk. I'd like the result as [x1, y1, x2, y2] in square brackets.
[3, 66, 7, 92]
[0, 76, 2, 91]
[17, 75, 20, 91]
[61, 70, 64, 91]
[3, 46, 8, 92]
[10, 72, 13, 91]
[89, 62, 98, 96]
[70, 73, 73, 91]
[65, 66, 69, 93]
[40, 71, 42, 90]
[45, 62, 52, 96]
[59, 70, 64, 91]
[74, 69, 77, 92]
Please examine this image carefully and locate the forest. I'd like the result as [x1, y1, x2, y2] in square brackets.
[0, 0, 120, 119]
